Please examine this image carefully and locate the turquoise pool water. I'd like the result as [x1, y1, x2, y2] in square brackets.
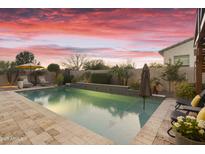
[18, 87, 162, 144]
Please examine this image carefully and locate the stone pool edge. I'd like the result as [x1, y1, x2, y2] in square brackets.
[132, 98, 176, 144]
[12, 86, 172, 145]
[0, 90, 113, 145]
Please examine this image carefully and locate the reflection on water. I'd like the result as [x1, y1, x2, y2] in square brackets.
[19, 87, 162, 144]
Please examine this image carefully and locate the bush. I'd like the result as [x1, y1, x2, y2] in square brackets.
[90, 73, 112, 84]
[63, 69, 73, 84]
[81, 71, 91, 82]
[176, 82, 196, 100]
[129, 82, 140, 90]
[55, 74, 64, 86]
[47, 63, 60, 77]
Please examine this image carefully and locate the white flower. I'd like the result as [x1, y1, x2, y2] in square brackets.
[198, 120, 205, 129]
[184, 122, 192, 126]
[174, 122, 181, 128]
[199, 129, 205, 135]
[186, 116, 196, 120]
[177, 116, 184, 122]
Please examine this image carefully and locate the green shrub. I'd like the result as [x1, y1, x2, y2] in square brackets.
[90, 73, 112, 84]
[129, 82, 140, 90]
[55, 74, 64, 86]
[63, 69, 73, 84]
[176, 82, 196, 100]
[81, 71, 91, 82]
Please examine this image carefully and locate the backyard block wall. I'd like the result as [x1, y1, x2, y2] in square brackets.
[0, 67, 203, 93]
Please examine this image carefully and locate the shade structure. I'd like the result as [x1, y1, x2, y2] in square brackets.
[139, 64, 152, 109]
[15, 63, 44, 70]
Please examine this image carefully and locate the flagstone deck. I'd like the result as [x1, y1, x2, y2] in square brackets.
[132, 98, 176, 145]
[0, 91, 113, 145]
[0, 86, 177, 145]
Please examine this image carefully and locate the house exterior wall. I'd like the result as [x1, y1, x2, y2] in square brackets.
[161, 39, 195, 67]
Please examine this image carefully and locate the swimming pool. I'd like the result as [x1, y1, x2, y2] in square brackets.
[18, 87, 162, 144]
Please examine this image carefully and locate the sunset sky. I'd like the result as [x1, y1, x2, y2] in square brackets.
[0, 8, 196, 68]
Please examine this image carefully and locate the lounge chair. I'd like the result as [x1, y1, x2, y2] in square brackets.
[22, 76, 33, 88]
[38, 76, 49, 86]
[175, 89, 205, 110]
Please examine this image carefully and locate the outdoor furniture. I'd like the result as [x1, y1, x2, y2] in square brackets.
[38, 76, 49, 86]
[178, 106, 202, 113]
[21, 76, 33, 88]
[175, 89, 205, 110]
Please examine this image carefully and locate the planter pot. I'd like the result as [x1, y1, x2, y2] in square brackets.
[175, 132, 205, 145]
[17, 81, 23, 89]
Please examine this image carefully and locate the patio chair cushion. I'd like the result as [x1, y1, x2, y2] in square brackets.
[197, 107, 205, 121]
[39, 76, 46, 83]
[199, 89, 205, 97]
[191, 95, 201, 107]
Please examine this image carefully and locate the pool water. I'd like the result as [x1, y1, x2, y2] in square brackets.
[18, 87, 162, 144]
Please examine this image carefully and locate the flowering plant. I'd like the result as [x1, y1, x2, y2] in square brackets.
[173, 116, 205, 142]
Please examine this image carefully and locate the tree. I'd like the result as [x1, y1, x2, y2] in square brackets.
[62, 54, 87, 70]
[0, 61, 18, 85]
[111, 64, 134, 86]
[83, 59, 110, 70]
[161, 61, 185, 92]
[16, 51, 35, 65]
[149, 62, 164, 69]
[47, 63, 60, 77]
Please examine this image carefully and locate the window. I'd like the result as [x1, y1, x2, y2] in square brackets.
[174, 55, 190, 66]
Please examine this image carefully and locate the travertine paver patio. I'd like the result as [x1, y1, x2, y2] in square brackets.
[0, 91, 113, 144]
[132, 98, 176, 144]
[0, 85, 179, 145]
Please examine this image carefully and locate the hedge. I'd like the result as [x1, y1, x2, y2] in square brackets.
[90, 73, 112, 84]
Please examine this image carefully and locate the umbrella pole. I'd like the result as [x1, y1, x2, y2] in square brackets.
[143, 96, 145, 110]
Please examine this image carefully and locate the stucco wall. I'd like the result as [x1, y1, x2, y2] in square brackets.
[161, 39, 195, 67]
[0, 68, 204, 92]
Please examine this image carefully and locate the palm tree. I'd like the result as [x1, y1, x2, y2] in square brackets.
[111, 64, 134, 85]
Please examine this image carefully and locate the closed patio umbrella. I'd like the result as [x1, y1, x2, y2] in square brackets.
[139, 64, 152, 110]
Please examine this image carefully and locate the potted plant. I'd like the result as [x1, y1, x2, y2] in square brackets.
[173, 116, 205, 144]
[17, 77, 24, 89]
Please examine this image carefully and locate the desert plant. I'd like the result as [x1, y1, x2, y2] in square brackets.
[149, 62, 164, 68]
[63, 69, 73, 84]
[83, 59, 110, 70]
[15, 51, 35, 65]
[90, 73, 112, 84]
[111, 64, 134, 85]
[175, 82, 196, 100]
[129, 81, 140, 90]
[81, 71, 91, 82]
[47, 63, 60, 77]
[0, 61, 19, 85]
[62, 54, 87, 70]
[55, 74, 64, 86]
[161, 61, 185, 92]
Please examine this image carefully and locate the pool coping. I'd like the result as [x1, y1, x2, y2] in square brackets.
[0, 89, 113, 144]
[132, 98, 176, 144]
[2, 85, 172, 144]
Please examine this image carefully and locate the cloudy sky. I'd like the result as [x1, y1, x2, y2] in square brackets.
[0, 8, 196, 68]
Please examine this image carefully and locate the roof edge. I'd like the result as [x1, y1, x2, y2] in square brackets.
[159, 37, 194, 55]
